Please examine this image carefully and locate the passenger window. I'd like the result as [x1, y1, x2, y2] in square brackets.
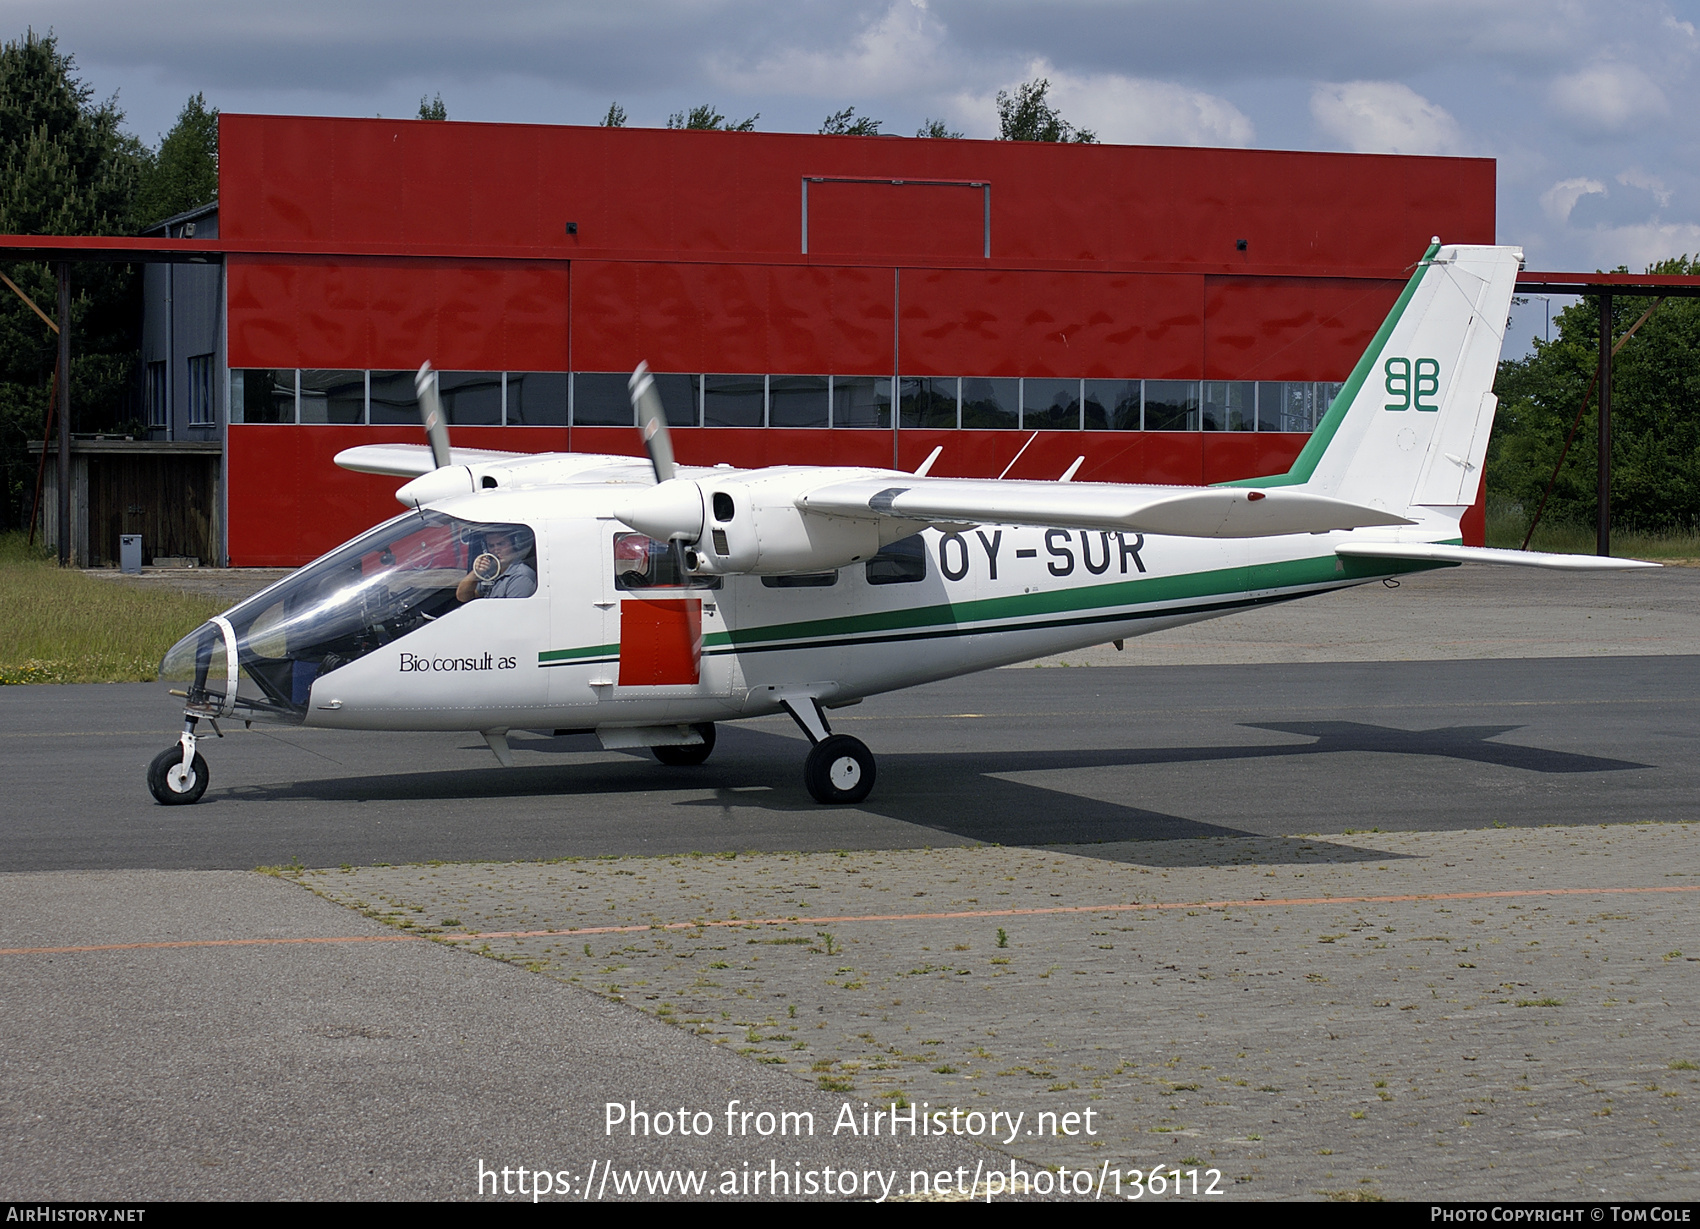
[614, 533, 722, 590]
[865, 535, 927, 585]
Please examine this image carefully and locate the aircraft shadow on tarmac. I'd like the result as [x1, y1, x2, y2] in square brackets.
[221, 721, 1648, 865]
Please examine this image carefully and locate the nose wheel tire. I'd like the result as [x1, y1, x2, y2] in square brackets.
[653, 723, 717, 767]
[148, 746, 210, 805]
[803, 735, 875, 805]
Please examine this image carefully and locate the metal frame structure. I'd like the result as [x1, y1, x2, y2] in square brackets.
[1517, 271, 1700, 555]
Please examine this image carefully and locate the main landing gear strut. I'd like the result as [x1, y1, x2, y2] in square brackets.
[647, 701, 876, 804]
[147, 714, 216, 805]
[781, 697, 876, 805]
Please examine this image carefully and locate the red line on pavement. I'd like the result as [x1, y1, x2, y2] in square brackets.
[3, 884, 1693, 956]
[457, 883, 1700, 940]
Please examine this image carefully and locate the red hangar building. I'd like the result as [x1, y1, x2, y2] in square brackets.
[111, 114, 1506, 565]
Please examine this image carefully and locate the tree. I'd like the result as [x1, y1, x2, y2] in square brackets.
[1488, 257, 1700, 534]
[0, 30, 146, 531]
[418, 93, 447, 121]
[995, 79, 1096, 143]
[134, 92, 217, 226]
[666, 104, 758, 132]
[600, 101, 626, 128]
[819, 106, 880, 136]
[915, 118, 963, 139]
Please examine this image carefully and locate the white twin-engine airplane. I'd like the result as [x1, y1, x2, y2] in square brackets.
[152, 241, 1652, 806]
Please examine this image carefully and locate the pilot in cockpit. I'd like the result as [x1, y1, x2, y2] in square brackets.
[456, 526, 537, 602]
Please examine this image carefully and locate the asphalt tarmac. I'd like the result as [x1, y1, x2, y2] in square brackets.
[1, 652, 1694, 872]
[3, 567, 1698, 1200]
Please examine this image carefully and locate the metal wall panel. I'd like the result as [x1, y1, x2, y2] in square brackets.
[572, 261, 892, 375]
[807, 181, 983, 259]
[219, 115, 1494, 267]
[226, 260, 300, 365]
[899, 270, 1204, 379]
[1198, 433, 1309, 485]
[228, 258, 570, 370]
[1202, 276, 1404, 380]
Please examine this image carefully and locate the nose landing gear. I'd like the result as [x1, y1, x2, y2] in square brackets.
[148, 717, 211, 805]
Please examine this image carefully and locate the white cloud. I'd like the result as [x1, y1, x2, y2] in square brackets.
[1548, 61, 1669, 138]
[1540, 177, 1607, 224]
[710, 0, 949, 100]
[948, 59, 1254, 147]
[1308, 81, 1464, 155]
[1661, 11, 1699, 46]
[1043, 69, 1256, 148]
[1616, 167, 1673, 208]
[1578, 221, 1700, 271]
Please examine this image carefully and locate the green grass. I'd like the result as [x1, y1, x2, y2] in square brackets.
[1486, 498, 1700, 561]
[0, 533, 224, 684]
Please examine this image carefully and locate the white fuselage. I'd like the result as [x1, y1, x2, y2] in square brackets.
[297, 480, 1429, 735]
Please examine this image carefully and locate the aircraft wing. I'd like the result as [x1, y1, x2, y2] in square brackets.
[334, 443, 529, 479]
[797, 476, 1413, 538]
[1336, 542, 1660, 570]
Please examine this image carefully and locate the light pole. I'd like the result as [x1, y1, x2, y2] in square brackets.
[1529, 294, 1553, 344]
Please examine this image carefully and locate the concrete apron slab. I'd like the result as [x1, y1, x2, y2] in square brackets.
[1022, 566, 1700, 667]
[287, 823, 1700, 1202]
[0, 869, 987, 1201]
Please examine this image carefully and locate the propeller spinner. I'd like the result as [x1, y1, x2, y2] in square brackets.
[391, 360, 474, 505]
[615, 363, 705, 548]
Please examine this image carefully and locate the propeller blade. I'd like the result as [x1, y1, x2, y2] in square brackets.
[414, 361, 452, 471]
[629, 362, 676, 484]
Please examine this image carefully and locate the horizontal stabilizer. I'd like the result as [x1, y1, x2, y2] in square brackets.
[1336, 542, 1660, 570]
[334, 443, 527, 479]
[799, 477, 1413, 538]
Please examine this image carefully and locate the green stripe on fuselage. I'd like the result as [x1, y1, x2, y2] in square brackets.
[534, 551, 1448, 665]
[538, 644, 619, 664]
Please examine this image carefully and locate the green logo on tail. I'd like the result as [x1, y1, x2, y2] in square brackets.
[1384, 357, 1440, 411]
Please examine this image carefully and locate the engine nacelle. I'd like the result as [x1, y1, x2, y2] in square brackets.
[615, 471, 924, 576]
[692, 475, 884, 575]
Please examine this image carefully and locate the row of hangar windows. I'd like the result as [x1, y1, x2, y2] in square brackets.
[230, 369, 1345, 434]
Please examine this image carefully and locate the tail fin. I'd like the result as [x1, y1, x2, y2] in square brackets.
[1231, 240, 1522, 518]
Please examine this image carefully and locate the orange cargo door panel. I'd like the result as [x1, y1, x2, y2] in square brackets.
[618, 598, 703, 686]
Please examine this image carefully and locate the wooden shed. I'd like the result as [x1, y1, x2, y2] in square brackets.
[33, 438, 222, 567]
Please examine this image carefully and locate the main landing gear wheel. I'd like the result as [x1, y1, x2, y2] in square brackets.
[653, 723, 716, 767]
[148, 745, 210, 805]
[803, 734, 875, 805]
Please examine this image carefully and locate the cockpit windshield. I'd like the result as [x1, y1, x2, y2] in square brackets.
[159, 510, 536, 722]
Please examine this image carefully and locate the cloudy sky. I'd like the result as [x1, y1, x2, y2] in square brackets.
[9, 0, 1698, 347]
